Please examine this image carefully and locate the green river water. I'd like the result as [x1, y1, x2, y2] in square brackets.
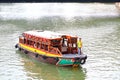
[0, 3, 120, 80]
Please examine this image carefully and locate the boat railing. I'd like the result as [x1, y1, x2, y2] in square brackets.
[49, 46, 62, 56]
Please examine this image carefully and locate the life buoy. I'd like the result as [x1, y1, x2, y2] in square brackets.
[35, 54, 39, 58]
[43, 56, 47, 59]
[19, 48, 21, 51]
[24, 50, 28, 54]
[15, 44, 18, 48]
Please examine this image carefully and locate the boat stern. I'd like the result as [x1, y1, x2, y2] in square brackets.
[56, 54, 87, 67]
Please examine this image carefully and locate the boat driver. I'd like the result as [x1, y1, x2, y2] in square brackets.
[77, 38, 82, 55]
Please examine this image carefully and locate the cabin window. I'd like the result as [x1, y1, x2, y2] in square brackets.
[34, 42, 37, 48]
[45, 45, 48, 51]
[27, 40, 30, 45]
[69, 43, 72, 47]
[62, 38, 68, 47]
[51, 39, 61, 47]
[73, 43, 76, 48]
[24, 38, 26, 44]
[51, 40, 60, 44]
[19, 36, 25, 44]
[29, 40, 31, 45]
[31, 41, 34, 46]
[41, 44, 44, 49]
[36, 42, 40, 48]
[64, 39, 68, 47]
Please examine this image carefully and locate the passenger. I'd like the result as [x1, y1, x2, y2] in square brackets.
[77, 38, 82, 55]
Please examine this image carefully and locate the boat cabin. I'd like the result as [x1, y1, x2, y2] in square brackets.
[19, 30, 78, 55]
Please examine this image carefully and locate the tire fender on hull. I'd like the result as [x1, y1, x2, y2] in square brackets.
[15, 44, 18, 48]
[80, 55, 87, 64]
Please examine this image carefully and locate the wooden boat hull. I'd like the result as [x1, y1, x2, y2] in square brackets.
[15, 43, 87, 67]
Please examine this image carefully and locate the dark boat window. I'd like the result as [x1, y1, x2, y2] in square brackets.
[52, 40, 60, 43]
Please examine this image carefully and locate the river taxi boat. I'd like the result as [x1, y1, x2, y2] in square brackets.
[15, 30, 87, 67]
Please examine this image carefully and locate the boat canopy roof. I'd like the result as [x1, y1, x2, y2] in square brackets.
[23, 30, 69, 39]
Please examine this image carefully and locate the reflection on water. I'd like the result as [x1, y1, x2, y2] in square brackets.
[0, 3, 120, 80]
[17, 51, 85, 80]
